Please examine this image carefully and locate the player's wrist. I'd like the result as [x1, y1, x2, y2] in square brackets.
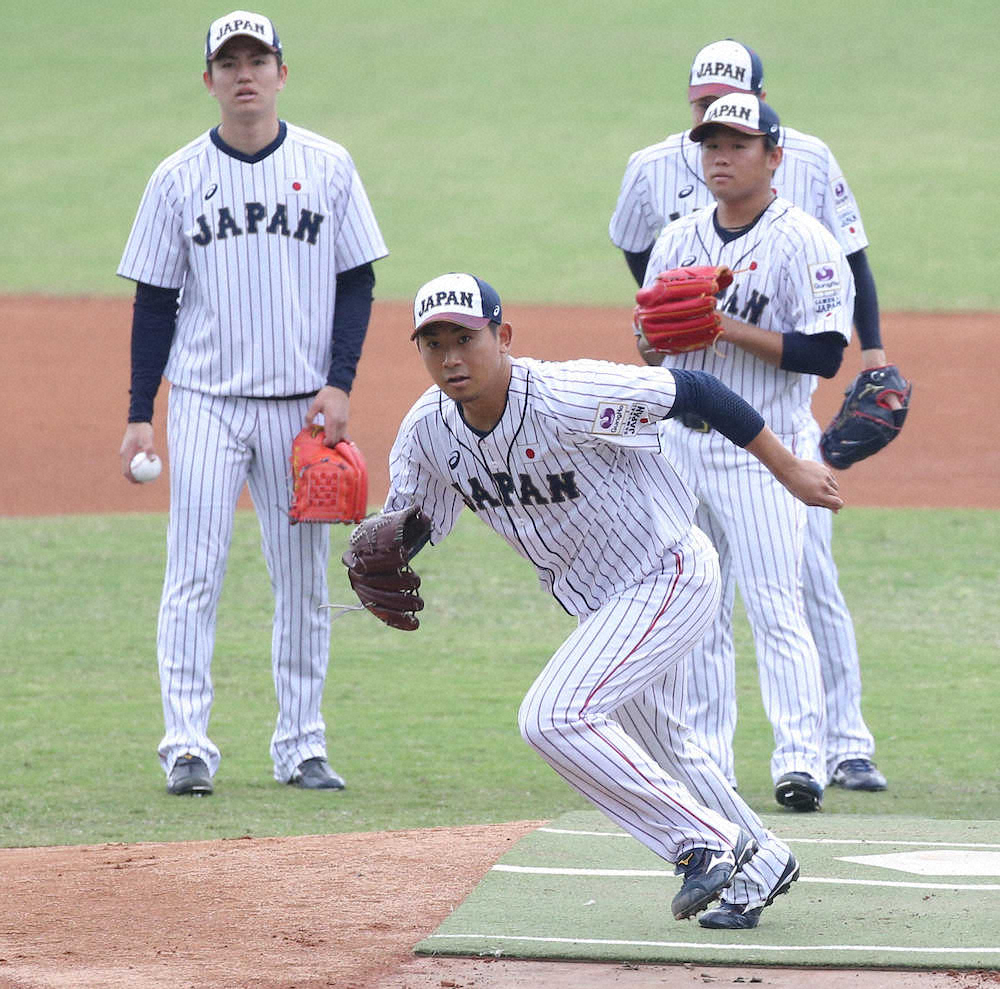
[860, 348, 887, 370]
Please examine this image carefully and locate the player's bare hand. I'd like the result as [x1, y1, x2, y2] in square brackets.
[120, 422, 156, 483]
[635, 327, 662, 367]
[782, 459, 843, 512]
[305, 386, 350, 447]
[860, 349, 903, 409]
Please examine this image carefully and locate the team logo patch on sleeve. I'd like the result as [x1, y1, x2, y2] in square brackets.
[592, 403, 651, 436]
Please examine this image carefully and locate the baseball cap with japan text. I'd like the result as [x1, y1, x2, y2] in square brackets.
[206, 10, 282, 61]
[412, 273, 503, 339]
[689, 93, 780, 144]
[688, 39, 763, 101]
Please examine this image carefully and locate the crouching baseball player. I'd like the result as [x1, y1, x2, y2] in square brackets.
[341, 272, 845, 928]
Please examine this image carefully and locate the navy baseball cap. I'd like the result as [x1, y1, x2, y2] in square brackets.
[688, 39, 764, 101]
[412, 273, 503, 338]
[206, 10, 282, 61]
[689, 94, 781, 144]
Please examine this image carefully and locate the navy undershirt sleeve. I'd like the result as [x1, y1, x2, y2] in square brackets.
[847, 249, 883, 350]
[128, 282, 179, 423]
[780, 330, 847, 378]
[326, 262, 376, 393]
[667, 368, 765, 447]
[624, 247, 653, 287]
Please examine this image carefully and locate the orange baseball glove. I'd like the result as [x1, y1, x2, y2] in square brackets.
[289, 425, 368, 524]
[634, 265, 734, 354]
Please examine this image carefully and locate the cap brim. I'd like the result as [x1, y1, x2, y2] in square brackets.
[689, 120, 765, 143]
[688, 82, 751, 101]
[411, 313, 492, 340]
[208, 34, 280, 60]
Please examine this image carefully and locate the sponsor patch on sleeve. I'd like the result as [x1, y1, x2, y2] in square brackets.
[809, 261, 843, 314]
[831, 177, 852, 206]
[592, 402, 652, 436]
[809, 262, 840, 296]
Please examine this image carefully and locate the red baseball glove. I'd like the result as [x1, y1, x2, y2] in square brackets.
[634, 265, 734, 354]
[289, 425, 368, 524]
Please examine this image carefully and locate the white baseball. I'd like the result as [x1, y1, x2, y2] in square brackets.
[130, 451, 162, 483]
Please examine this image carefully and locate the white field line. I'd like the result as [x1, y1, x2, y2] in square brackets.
[424, 933, 1000, 955]
[538, 827, 1000, 849]
[490, 863, 1000, 891]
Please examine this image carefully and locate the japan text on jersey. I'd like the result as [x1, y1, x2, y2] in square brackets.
[191, 202, 325, 246]
[386, 360, 701, 616]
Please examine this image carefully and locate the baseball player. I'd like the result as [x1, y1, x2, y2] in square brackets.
[116, 10, 388, 795]
[374, 271, 847, 929]
[632, 93, 856, 813]
[610, 38, 888, 798]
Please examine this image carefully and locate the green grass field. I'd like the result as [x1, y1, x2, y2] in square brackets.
[4, 0, 998, 305]
[1, 508, 997, 849]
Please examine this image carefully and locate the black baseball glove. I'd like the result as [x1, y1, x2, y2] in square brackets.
[341, 505, 433, 630]
[820, 364, 912, 469]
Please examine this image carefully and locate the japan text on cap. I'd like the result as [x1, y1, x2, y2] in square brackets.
[688, 39, 763, 100]
[206, 10, 282, 61]
[412, 273, 503, 338]
[689, 94, 781, 144]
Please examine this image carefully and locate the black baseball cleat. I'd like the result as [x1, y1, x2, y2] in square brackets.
[774, 771, 823, 811]
[167, 753, 213, 796]
[699, 853, 801, 930]
[289, 757, 346, 790]
[671, 830, 757, 920]
[830, 758, 887, 791]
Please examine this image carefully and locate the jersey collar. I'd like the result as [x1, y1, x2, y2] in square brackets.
[210, 120, 288, 163]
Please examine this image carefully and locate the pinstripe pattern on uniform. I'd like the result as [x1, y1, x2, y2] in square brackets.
[643, 200, 859, 785]
[610, 125, 869, 256]
[642, 199, 851, 784]
[517, 527, 748, 861]
[157, 388, 331, 780]
[385, 351, 805, 873]
[669, 424, 826, 783]
[118, 123, 388, 399]
[124, 117, 386, 783]
[644, 198, 854, 434]
[386, 359, 699, 616]
[615, 661, 795, 904]
[614, 121, 879, 781]
[798, 420, 875, 774]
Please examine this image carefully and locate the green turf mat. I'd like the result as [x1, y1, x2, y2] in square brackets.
[416, 810, 1000, 968]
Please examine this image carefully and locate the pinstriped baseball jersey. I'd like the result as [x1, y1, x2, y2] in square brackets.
[643, 198, 855, 434]
[644, 199, 853, 787]
[384, 358, 699, 617]
[609, 126, 868, 257]
[118, 122, 388, 397]
[386, 348, 799, 888]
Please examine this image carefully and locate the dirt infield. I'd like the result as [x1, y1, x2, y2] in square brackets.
[1, 297, 997, 515]
[1, 296, 997, 988]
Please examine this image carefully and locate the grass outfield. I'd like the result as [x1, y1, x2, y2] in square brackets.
[4, 0, 998, 305]
[0, 507, 996, 849]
